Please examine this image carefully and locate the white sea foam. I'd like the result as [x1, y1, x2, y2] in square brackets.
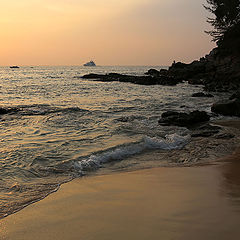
[74, 134, 190, 172]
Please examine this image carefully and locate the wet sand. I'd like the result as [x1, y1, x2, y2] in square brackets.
[1, 157, 240, 240]
[1, 120, 240, 240]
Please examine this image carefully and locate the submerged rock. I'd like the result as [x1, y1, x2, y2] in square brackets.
[0, 107, 20, 115]
[211, 99, 240, 117]
[158, 110, 210, 127]
[0, 108, 12, 115]
[81, 73, 105, 79]
[191, 124, 222, 137]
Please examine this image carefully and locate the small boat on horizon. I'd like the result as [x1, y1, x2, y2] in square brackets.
[83, 61, 96, 67]
[10, 66, 20, 69]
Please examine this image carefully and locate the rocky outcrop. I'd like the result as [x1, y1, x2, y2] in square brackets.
[81, 73, 182, 86]
[167, 60, 207, 83]
[158, 110, 210, 127]
[149, 47, 240, 92]
[211, 99, 240, 117]
[81, 45, 240, 91]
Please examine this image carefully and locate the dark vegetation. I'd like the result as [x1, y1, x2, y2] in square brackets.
[156, 0, 240, 92]
[204, 0, 240, 55]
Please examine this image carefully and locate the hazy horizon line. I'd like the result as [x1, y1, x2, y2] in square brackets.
[0, 64, 171, 67]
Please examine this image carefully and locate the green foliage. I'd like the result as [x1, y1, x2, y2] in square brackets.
[204, 0, 240, 42]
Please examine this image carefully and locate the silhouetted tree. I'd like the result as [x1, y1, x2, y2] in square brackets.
[205, 0, 240, 42]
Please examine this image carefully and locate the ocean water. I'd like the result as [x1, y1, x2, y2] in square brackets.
[0, 65, 233, 218]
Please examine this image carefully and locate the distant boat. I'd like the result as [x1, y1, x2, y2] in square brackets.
[83, 61, 96, 67]
[10, 66, 20, 69]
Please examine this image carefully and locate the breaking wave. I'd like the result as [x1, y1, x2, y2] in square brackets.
[74, 134, 190, 173]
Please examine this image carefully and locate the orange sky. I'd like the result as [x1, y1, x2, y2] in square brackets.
[0, 0, 215, 66]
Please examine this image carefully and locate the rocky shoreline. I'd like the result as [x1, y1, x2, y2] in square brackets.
[80, 47, 240, 136]
[81, 47, 239, 92]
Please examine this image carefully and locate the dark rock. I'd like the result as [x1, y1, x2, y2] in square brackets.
[229, 91, 240, 100]
[0, 108, 10, 114]
[167, 60, 207, 83]
[211, 99, 240, 116]
[145, 69, 160, 76]
[81, 73, 106, 79]
[171, 62, 188, 69]
[10, 66, 19, 69]
[192, 92, 214, 98]
[81, 73, 182, 86]
[159, 69, 168, 75]
[0, 108, 16, 115]
[156, 47, 240, 93]
[188, 78, 205, 85]
[159, 110, 210, 127]
[203, 48, 240, 92]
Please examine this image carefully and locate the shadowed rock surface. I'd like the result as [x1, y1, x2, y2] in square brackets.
[211, 99, 240, 117]
[145, 69, 161, 76]
[229, 91, 240, 100]
[163, 48, 240, 92]
[158, 110, 210, 127]
[81, 73, 182, 86]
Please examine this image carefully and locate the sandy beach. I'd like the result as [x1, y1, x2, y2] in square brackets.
[1, 0, 240, 239]
[1, 152, 240, 240]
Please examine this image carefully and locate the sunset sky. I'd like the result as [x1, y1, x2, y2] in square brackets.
[0, 0, 215, 66]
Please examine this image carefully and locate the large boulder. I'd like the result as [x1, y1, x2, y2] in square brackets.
[158, 110, 210, 127]
[211, 99, 240, 116]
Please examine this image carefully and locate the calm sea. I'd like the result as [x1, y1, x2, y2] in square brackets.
[0, 65, 229, 218]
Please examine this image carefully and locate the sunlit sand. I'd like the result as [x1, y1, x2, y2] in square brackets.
[1, 156, 240, 240]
